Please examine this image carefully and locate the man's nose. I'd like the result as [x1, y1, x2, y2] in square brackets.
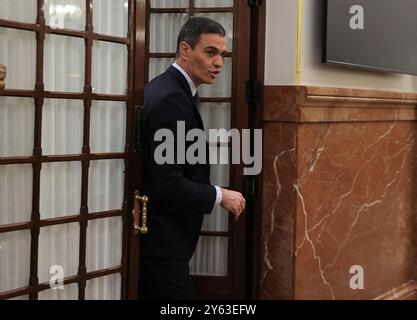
[214, 55, 224, 69]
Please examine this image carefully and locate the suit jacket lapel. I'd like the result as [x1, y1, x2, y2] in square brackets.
[167, 66, 205, 130]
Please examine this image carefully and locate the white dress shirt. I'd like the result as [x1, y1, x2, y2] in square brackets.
[172, 63, 223, 206]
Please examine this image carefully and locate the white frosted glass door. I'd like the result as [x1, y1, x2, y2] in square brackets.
[0, 0, 135, 300]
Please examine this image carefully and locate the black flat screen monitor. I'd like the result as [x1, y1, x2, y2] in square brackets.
[324, 0, 417, 76]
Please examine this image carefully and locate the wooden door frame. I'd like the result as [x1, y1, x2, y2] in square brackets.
[245, 1, 266, 300]
[126, 0, 147, 300]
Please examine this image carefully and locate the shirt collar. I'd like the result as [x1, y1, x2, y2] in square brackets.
[172, 62, 198, 96]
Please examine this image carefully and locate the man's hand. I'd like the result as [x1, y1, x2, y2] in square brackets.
[0, 64, 6, 91]
[220, 188, 246, 221]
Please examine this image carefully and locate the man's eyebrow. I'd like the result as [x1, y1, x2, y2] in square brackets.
[204, 46, 227, 54]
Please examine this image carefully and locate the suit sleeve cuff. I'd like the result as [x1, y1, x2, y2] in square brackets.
[214, 186, 223, 205]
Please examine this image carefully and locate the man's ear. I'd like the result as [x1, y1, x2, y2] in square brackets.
[179, 42, 190, 60]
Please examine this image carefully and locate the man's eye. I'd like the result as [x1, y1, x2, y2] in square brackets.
[207, 51, 215, 56]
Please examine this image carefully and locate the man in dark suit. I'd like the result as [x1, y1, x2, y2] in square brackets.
[0, 64, 6, 91]
[140, 17, 246, 300]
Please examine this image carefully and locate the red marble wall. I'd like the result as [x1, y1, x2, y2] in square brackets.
[260, 86, 417, 300]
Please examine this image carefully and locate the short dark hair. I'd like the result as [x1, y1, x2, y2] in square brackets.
[176, 17, 226, 57]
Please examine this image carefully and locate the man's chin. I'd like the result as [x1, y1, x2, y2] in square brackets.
[204, 79, 216, 85]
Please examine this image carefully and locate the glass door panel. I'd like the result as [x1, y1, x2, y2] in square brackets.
[44, 0, 86, 31]
[150, 0, 189, 8]
[190, 237, 228, 276]
[86, 217, 123, 272]
[93, 0, 128, 37]
[0, 165, 33, 225]
[42, 99, 84, 156]
[0, 28, 36, 90]
[149, 13, 189, 53]
[92, 41, 127, 95]
[38, 223, 80, 283]
[88, 160, 125, 213]
[44, 34, 85, 92]
[0, 0, 37, 23]
[85, 274, 121, 300]
[39, 162, 82, 219]
[0, 231, 31, 293]
[0, 97, 35, 157]
[90, 101, 126, 153]
[195, 0, 234, 8]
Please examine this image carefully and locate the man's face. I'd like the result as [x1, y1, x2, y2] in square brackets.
[180, 33, 227, 87]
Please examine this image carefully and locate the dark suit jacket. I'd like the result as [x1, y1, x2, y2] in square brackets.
[141, 66, 217, 261]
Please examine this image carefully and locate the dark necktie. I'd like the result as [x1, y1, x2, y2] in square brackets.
[193, 92, 200, 110]
[193, 92, 209, 164]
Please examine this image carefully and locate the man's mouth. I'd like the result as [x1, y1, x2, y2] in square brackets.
[211, 71, 221, 77]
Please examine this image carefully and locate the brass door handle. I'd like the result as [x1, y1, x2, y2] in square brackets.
[133, 190, 149, 235]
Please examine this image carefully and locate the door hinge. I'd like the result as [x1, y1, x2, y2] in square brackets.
[245, 175, 259, 200]
[248, 0, 262, 8]
[245, 80, 260, 105]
